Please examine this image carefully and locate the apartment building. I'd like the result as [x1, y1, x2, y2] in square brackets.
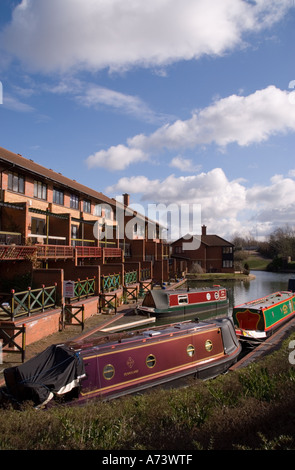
[0, 146, 169, 286]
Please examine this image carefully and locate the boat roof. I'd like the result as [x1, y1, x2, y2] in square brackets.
[147, 286, 225, 307]
[234, 291, 294, 311]
[70, 319, 214, 355]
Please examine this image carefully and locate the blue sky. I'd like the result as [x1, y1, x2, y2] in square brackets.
[1, 0, 295, 241]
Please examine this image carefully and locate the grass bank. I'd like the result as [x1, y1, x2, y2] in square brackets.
[1, 332, 295, 450]
[186, 272, 255, 281]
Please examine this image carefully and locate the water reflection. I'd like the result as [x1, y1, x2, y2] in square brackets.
[182, 271, 295, 318]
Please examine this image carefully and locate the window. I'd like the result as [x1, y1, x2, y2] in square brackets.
[94, 204, 102, 216]
[178, 295, 188, 305]
[146, 354, 156, 368]
[31, 217, 45, 235]
[71, 225, 78, 239]
[70, 194, 79, 209]
[34, 181, 47, 200]
[83, 200, 91, 213]
[8, 172, 24, 193]
[53, 187, 64, 205]
[103, 364, 115, 380]
[222, 260, 233, 268]
[223, 246, 233, 254]
[104, 207, 113, 220]
[205, 340, 213, 352]
[187, 344, 195, 357]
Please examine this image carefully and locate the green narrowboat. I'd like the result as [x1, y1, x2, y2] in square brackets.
[232, 290, 295, 341]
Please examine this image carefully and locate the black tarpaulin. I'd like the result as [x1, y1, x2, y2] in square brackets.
[4, 344, 85, 406]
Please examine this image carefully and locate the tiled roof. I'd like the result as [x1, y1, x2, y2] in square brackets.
[0, 146, 116, 207]
[171, 233, 233, 247]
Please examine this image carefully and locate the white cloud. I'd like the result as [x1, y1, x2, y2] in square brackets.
[2, 93, 35, 112]
[0, 0, 291, 73]
[87, 145, 147, 171]
[107, 168, 295, 240]
[47, 78, 166, 123]
[169, 156, 201, 172]
[107, 168, 246, 217]
[86, 86, 295, 170]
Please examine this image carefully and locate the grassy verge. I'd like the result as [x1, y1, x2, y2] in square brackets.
[186, 272, 255, 281]
[245, 255, 272, 271]
[1, 332, 295, 450]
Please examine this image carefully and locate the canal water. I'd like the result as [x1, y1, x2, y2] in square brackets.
[155, 271, 295, 326]
[227, 270, 294, 312]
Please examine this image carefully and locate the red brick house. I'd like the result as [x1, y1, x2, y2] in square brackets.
[170, 225, 234, 273]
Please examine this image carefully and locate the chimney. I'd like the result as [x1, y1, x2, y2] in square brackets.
[123, 193, 130, 207]
[202, 225, 207, 236]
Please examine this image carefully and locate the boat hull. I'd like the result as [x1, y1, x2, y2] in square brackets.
[232, 290, 295, 342]
[138, 286, 229, 319]
[3, 318, 241, 407]
[76, 317, 240, 403]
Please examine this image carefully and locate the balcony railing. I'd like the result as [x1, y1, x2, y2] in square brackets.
[36, 245, 74, 259]
[0, 245, 36, 260]
[0, 244, 122, 261]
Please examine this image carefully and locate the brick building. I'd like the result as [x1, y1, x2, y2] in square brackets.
[170, 225, 234, 273]
[0, 146, 169, 288]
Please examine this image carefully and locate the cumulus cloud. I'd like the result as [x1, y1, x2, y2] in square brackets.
[0, 0, 291, 73]
[107, 168, 295, 239]
[87, 86, 295, 170]
[87, 145, 147, 171]
[169, 156, 201, 173]
[107, 168, 247, 218]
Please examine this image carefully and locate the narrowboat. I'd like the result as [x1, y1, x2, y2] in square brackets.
[3, 317, 241, 407]
[232, 290, 295, 342]
[137, 286, 228, 319]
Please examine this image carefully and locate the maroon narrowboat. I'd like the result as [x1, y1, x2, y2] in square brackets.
[3, 318, 241, 407]
[138, 286, 228, 318]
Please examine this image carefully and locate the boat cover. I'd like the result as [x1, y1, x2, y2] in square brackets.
[143, 290, 169, 309]
[4, 344, 85, 406]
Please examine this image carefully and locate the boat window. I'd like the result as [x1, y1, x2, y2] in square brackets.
[205, 340, 213, 352]
[146, 354, 156, 368]
[187, 344, 195, 357]
[103, 364, 115, 380]
[178, 295, 188, 305]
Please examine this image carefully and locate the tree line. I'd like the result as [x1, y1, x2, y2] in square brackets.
[231, 225, 295, 272]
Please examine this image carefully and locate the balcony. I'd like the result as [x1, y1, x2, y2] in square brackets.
[0, 244, 123, 261]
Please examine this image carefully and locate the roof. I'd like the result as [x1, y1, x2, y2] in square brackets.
[170, 233, 234, 248]
[0, 146, 164, 229]
[0, 146, 116, 207]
